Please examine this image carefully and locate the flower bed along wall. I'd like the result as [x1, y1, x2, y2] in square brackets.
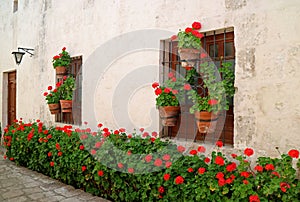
[2, 120, 300, 202]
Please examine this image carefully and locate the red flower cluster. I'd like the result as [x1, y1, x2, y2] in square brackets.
[280, 182, 290, 192]
[215, 156, 224, 166]
[177, 145, 186, 153]
[226, 162, 237, 172]
[163, 173, 170, 181]
[198, 167, 206, 174]
[189, 150, 197, 155]
[154, 158, 163, 167]
[288, 149, 299, 158]
[174, 176, 184, 185]
[244, 148, 254, 157]
[249, 195, 260, 202]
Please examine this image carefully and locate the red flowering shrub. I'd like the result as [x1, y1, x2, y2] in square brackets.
[2, 120, 300, 202]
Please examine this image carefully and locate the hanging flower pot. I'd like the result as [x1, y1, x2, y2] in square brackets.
[55, 66, 67, 77]
[48, 103, 60, 114]
[159, 106, 180, 127]
[60, 100, 72, 113]
[194, 111, 218, 133]
[178, 48, 200, 67]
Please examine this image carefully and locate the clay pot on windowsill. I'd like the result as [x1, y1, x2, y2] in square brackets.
[194, 111, 218, 133]
[159, 106, 180, 127]
[59, 100, 72, 113]
[55, 66, 67, 77]
[48, 103, 60, 114]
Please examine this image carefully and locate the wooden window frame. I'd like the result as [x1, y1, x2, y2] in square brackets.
[159, 29, 235, 145]
[55, 56, 82, 125]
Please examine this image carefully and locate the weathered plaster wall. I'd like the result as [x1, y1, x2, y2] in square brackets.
[0, 0, 299, 155]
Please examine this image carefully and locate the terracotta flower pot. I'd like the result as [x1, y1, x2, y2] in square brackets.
[194, 111, 218, 133]
[55, 66, 67, 77]
[159, 106, 180, 127]
[59, 100, 72, 113]
[178, 48, 200, 67]
[48, 103, 60, 114]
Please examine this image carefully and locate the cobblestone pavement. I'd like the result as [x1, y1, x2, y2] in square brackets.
[0, 147, 111, 202]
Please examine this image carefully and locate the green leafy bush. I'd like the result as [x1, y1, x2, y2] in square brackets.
[3, 120, 300, 201]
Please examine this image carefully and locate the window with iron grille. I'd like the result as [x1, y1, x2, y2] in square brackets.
[55, 56, 82, 125]
[159, 28, 235, 145]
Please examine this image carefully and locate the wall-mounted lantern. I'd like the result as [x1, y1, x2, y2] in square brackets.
[12, 47, 34, 65]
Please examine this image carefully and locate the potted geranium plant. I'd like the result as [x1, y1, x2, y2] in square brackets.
[59, 76, 75, 113]
[176, 21, 204, 67]
[187, 61, 235, 133]
[43, 85, 61, 114]
[52, 47, 71, 77]
[152, 73, 188, 126]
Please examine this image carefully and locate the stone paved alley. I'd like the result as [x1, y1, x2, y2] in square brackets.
[0, 147, 110, 202]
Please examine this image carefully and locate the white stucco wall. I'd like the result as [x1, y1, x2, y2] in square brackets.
[0, 0, 299, 155]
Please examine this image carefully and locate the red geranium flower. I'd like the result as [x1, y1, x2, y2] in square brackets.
[244, 148, 254, 157]
[192, 22, 201, 30]
[117, 163, 124, 169]
[91, 149, 96, 155]
[82, 166, 87, 172]
[50, 161, 54, 167]
[128, 168, 134, 173]
[154, 158, 163, 167]
[165, 161, 172, 168]
[154, 88, 162, 95]
[145, 155, 152, 163]
[183, 84, 191, 91]
[240, 171, 250, 178]
[163, 173, 170, 181]
[226, 162, 237, 172]
[79, 145, 84, 150]
[272, 171, 280, 178]
[158, 186, 165, 193]
[200, 53, 207, 58]
[218, 178, 226, 186]
[164, 88, 171, 93]
[168, 72, 174, 78]
[162, 154, 170, 161]
[98, 170, 104, 176]
[197, 146, 206, 153]
[47, 152, 52, 157]
[243, 180, 249, 184]
[231, 153, 237, 158]
[62, 47, 66, 51]
[208, 99, 218, 105]
[55, 143, 60, 150]
[216, 141, 223, 147]
[187, 168, 194, 173]
[215, 156, 224, 166]
[265, 164, 275, 171]
[288, 149, 299, 158]
[185, 27, 193, 33]
[204, 157, 210, 163]
[177, 145, 186, 153]
[280, 182, 290, 192]
[172, 89, 178, 95]
[189, 150, 197, 155]
[254, 165, 263, 172]
[174, 176, 184, 184]
[249, 195, 260, 202]
[170, 35, 177, 41]
[58, 151, 62, 157]
[216, 172, 224, 179]
[198, 167, 206, 174]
